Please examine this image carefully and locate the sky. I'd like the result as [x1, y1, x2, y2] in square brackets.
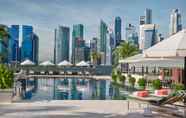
[0, 0, 185, 61]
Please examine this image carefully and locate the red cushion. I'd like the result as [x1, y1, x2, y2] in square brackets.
[157, 89, 168, 95]
[137, 91, 148, 97]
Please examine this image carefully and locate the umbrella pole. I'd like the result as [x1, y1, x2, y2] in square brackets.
[184, 56, 186, 117]
[185, 57, 186, 89]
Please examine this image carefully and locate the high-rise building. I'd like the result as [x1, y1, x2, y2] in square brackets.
[54, 26, 70, 64]
[32, 33, 39, 64]
[21, 25, 39, 63]
[140, 16, 146, 25]
[126, 24, 138, 47]
[98, 20, 108, 65]
[84, 45, 90, 62]
[90, 37, 97, 53]
[106, 28, 113, 65]
[71, 24, 84, 64]
[8, 25, 20, 63]
[114, 17, 122, 46]
[0, 24, 9, 63]
[74, 38, 85, 63]
[139, 24, 158, 50]
[169, 9, 182, 35]
[145, 8, 152, 24]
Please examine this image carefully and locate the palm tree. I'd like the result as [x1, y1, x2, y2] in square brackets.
[114, 42, 139, 59]
[113, 42, 139, 66]
[0, 25, 10, 63]
[90, 52, 101, 65]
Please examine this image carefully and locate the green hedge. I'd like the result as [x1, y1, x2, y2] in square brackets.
[0, 64, 14, 89]
[152, 79, 162, 90]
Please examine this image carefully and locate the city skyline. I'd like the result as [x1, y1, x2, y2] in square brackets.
[0, 0, 185, 61]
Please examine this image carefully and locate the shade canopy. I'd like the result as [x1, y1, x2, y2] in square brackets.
[119, 54, 184, 68]
[40, 61, 54, 66]
[144, 29, 186, 58]
[76, 61, 89, 66]
[58, 60, 72, 66]
[21, 59, 35, 65]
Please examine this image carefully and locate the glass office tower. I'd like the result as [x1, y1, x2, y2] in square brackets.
[71, 24, 84, 64]
[21, 25, 38, 64]
[54, 26, 70, 64]
[8, 25, 19, 63]
[114, 17, 121, 46]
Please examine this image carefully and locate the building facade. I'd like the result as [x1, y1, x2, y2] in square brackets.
[126, 24, 138, 47]
[90, 37, 98, 53]
[54, 26, 70, 64]
[145, 8, 152, 24]
[169, 9, 182, 35]
[98, 20, 108, 65]
[32, 33, 39, 64]
[21, 25, 38, 64]
[8, 25, 19, 63]
[139, 24, 158, 50]
[140, 16, 145, 25]
[71, 24, 84, 64]
[74, 38, 85, 63]
[114, 17, 122, 46]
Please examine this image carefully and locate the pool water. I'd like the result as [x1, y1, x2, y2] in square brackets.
[25, 78, 127, 100]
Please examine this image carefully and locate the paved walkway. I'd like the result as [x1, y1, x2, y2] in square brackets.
[0, 100, 179, 118]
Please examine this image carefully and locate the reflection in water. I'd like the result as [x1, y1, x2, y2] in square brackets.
[25, 78, 126, 100]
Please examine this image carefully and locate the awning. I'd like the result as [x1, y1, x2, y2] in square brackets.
[144, 29, 186, 58]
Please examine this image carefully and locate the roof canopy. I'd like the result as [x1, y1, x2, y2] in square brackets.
[40, 61, 54, 66]
[76, 61, 89, 66]
[21, 59, 35, 65]
[58, 60, 72, 66]
[144, 29, 186, 58]
[120, 54, 184, 68]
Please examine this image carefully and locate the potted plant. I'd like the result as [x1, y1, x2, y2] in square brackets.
[0, 64, 14, 103]
[129, 76, 136, 89]
[119, 75, 126, 86]
[152, 79, 162, 90]
[112, 70, 117, 83]
[172, 83, 185, 91]
[138, 78, 146, 90]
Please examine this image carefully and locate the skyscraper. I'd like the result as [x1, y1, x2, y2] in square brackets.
[169, 9, 182, 35]
[139, 24, 158, 50]
[32, 33, 39, 64]
[126, 24, 138, 47]
[8, 25, 19, 63]
[98, 20, 108, 65]
[21, 25, 39, 63]
[54, 26, 70, 64]
[74, 38, 85, 63]
[90, 37, 97, 53]
[114, 17, 121, 46]
[145, 8, 152, 24]
[71, 24, 84, 64]
[140, 16, 145, 25]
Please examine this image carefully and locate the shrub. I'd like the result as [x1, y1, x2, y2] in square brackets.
[0, 64, 14, 89]
[119, 75, 126, 85]
[129, 76, 136, 87]
[152, 79, 162, 90]
[112, 70, 117, 83]
[138, 78, 146, 89]
[172, 83, 185, 91]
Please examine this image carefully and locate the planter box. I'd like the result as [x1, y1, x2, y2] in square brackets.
[0, 89, 12, 103]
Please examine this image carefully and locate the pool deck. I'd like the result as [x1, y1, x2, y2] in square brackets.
[0, 100, 181, 118]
